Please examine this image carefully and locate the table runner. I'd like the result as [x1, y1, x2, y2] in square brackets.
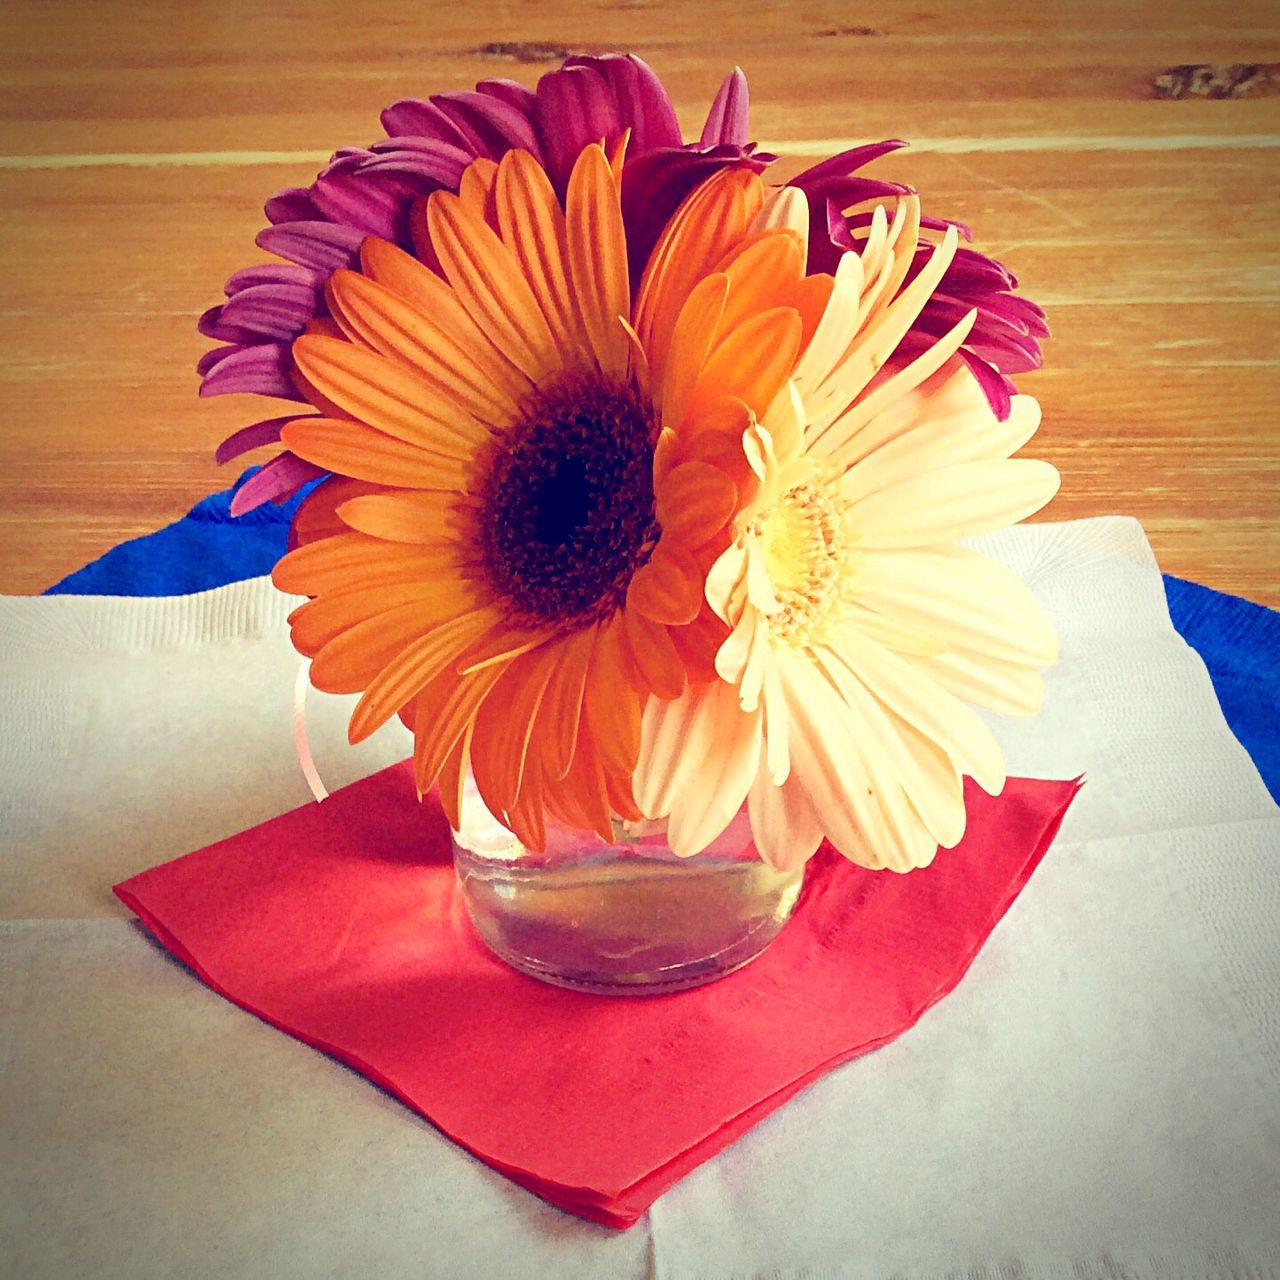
[5, 516, 1278, 1278]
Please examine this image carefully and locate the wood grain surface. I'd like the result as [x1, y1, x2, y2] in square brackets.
[1, 0, 1277, 602]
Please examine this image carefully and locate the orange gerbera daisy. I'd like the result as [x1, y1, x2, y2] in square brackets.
[272, 144, 812, 847]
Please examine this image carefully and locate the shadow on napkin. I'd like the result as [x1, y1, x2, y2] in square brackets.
[115, 763, 1080, 1228]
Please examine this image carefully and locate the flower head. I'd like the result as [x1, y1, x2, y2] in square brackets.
[635, 210, 1059, 868]
[203, 58, 1041, 514]
[213, 55, 1058, 868]
[272, 147, 812, 847]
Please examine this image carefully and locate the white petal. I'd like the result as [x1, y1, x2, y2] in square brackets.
[745, 537, 781, 613]
[775, 653, 893, 865]
[837, 394, 1042, 497]
[750, 185, 810, 246]
[811, 308, 977, 464]
[825, 358, 992, 473]
[852, 458, 1061, 549]
[792, 251, 863, 394]
[705, 541, 748, 622]
[761, 662, 791, 784]
[803, 224, 960, 433]
[747, 757, 823, 871]
[834, 627, 1007, 795]
[817, 643, 968, 850]
[635, 688, 704, 817]
[916, 649, 1046, 717]
[715, 605, 757, 683]
[664, 682, 763, 857]
[853, 544, 1059, 666]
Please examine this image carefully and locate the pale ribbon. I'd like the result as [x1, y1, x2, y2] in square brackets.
[292, 658, 330, 803]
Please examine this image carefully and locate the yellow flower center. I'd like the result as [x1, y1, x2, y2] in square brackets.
[754, 480, 850, 647]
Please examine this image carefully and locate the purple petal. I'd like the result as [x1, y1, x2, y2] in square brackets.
[914, 299, 1044, 370]
[905, 244, 1016, 293]
[197, 343, 247, 377]
[215, 415, 303, 465]
[380, 98, 475, 151]
[225, 264, 325, 296]
[958, 349, 1015, 420]
[229, 452, 325, 517]
[621, 145, 771, 285]
[310, 171, 417, 239]
[363, 137, 474, 187]
[987, 292, 1050, 338]
[921, 212, 974, 241]
[317, 150, 368, 182]
[789, 140, 908, 194]
[199, 343, 302, 400]
[431, 90, 543, 162]
[820, 176, 914, 210]
[256, 221, 365, 273]
[566, 54, 681, 155]
[476, 78, 539, 116]
[219, 283, 320, 341]
[534, 63, 621, 191]
[198, 305, 260, 345]
[264, 186, 321, 224]
[700, 67, 750, 147]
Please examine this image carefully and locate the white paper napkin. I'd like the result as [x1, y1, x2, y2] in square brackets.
[2, 517, 1277, 1280]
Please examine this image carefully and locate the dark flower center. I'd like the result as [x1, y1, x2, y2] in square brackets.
[479, 375, 659, 624]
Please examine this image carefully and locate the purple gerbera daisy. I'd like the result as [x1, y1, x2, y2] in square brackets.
[202, 55, 1044, 514]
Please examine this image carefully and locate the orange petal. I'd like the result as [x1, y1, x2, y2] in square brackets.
[411, 663, 507, 795]
[604, 767, 643, 824]
[471, 644, 560, 813]
[530, 621, 596, 780]
[655, 459, 738, 546]
[712, 230, 806, 338]
[432, 726, 472, 831]
[635, 167, 764, 392]
[272, 531, 466, 596]
[289, 477, 382, 549]
[659, 271, 730, 429]
[685, 307, 803, 421]
[289, 581, 453, 654]
[627, 541, 704, 626]
[348, 607, 500, 743]
[505, 759, 548, 852]
[668, 601, 729, 685]
[327, 269, 517, 427]
[458, 156, 499, 230]
[494, 148, 589, 363]
[309, 598, 467, 696]
[292, 336, 491, 457]
[565, 143, 631, 379]
[608, 127, 631, 186]
[581, 616, 644, 777]
[281, 417, 474, 492]
[358, 237, 531, 402]
[622, 603, 687, 700]
[336, 492, 473, 545]
[427, 189, 560, 382]
[559, 726, 615, 843]
[775, 273, 835, 354]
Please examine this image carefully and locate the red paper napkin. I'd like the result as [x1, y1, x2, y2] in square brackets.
[114, 763, 1080, 1228]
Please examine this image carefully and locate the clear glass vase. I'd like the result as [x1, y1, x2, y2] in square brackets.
[451, 774, 805, 995]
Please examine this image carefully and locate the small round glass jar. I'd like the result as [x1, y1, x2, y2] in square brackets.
[451, 774, 805, 995]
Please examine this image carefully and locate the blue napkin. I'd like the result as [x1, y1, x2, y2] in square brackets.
[45, 470, 1279, 803]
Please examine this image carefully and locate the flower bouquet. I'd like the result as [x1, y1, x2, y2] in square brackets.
[202, 55, 1058, 992]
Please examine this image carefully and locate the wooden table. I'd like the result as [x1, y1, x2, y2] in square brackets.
[2, 0, 1277, 603]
